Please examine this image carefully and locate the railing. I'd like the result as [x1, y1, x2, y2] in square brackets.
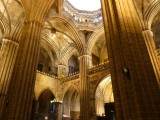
[88, 62, 110, 75]
[63, 12, 101, 31]
[36, 62, 110, 83]
[36, 70, 58, 79]
[63, 0, 103, 30]
[60, 72, 79, 83]
[60, 62, 110, 83]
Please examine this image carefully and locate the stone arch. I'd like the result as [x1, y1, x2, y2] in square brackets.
[94, 75, 114, 117]
[48, 16, 85, 55]
[42, 33, 59, 55]
[36, 87, 55, 100]
[61, 44, 78, 65]
[0, 11, 10, 39]
[10, 12, 25, 42]
[62, 85, 80, 119]
[38, 88, 55, 101]
[41, 34, 59, 66]
[38, 44, 56, 74]
[87, 23, 104, 55]
[93, 74, 111, 99]
[40, 41, 54, 61]
[62, 84, 80, 99]
[151, 12, 160, 48]
[144, 0, 160, 29]
[36, 88, 55, 119]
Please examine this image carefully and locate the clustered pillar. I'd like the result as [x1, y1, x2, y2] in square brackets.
[89, 98, 97, 120]
[0, 0, 54, 118]
[0, 39, 19, 118]
[30, 100, 39, 119]
[101, 0, 160, 119]
[1, 21, 43, 120]
[79, 55, 92, 120]
[142, 30, 160, 84]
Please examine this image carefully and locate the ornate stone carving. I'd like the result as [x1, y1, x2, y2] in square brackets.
[88, 63, 109, 75]
[61, 74, 79, 83]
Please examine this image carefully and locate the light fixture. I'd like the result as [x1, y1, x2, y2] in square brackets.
[123, 67, 129, 74]
[44, 116, 48, 120]
[50, 98, 62, 104]
[123, 66, 130, 79]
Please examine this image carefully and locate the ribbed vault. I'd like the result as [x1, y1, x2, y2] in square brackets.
[87, 24, 105, 55]
[144, 0, 160, 29]
[47, 16, 85, 55]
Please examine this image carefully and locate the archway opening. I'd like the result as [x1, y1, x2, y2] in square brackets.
[63, 86, 80, 120]
[35, 89, 56, 120]
[38, 47, 58, 76]
[95, 75, 115, 120]
[68, 55, 79, 74]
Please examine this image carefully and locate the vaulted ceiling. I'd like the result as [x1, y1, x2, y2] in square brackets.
[0, 0, 160, 68]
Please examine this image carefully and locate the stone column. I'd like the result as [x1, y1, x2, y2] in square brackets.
[0, 0, 54, 119]
[142, 30, 160, 85]
[101, 1, 123, 119]
[1, 20, 43, 120]
[101, 0, 160, 120]
[78, 55, 92, 120]
[0, 39, 19, 118]
[30, 100, 39, 120]
[58, 64, 68, 78]
[155, 48, 160, 69]
[57, 104, 63, 120]
[90, 98, 96, 120]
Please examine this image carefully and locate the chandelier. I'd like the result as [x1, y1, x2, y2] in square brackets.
[50, 98, 62, 104]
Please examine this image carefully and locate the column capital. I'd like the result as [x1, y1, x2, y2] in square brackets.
[0, 38, 19, 118]
[57, 64, 67, 67]
[142, 29, 153, 36]
[0, 39, 19, 60]
[78, 55, 91, 60]
[78, 55, 92, 68]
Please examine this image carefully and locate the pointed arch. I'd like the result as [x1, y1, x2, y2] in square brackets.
[41, 33, 59, 63]
[48, 16, 85, 55]
[35, 87, 55, 100]
[62, 84, 80, 100]
[144, 0, 160, 29]
[93, 74, 111, 99]
[62, 84, 80, 118]
[40, 40, 56, 66]
[10, 12, 25, 42]
[87, 23, 105, 55]
[94, 75, 113, 116]
[61, 46, 79, 65]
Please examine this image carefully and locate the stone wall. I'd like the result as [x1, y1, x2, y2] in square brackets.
[34, 72, 59, 100]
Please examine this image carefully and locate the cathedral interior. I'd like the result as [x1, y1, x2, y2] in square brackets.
[0, 0, 160, 120]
